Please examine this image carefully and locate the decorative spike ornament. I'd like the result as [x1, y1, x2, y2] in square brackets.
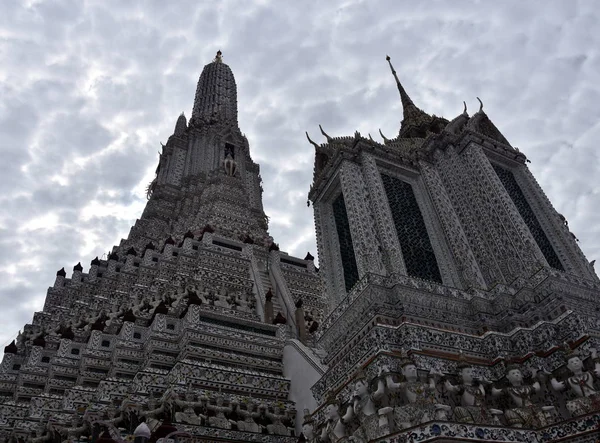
[319, 124, 333, 142]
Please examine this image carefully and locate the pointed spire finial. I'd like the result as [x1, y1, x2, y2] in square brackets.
[463, 101, 468, 116]
[477, 97, 483, 112]
[319, 125, 332, 142]
[386, 55, 415, 108]
[174, 112, 187, 135]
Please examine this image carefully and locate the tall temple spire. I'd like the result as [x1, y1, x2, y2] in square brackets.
[190, 50, 238, 128]
[385, 55, 447, 139]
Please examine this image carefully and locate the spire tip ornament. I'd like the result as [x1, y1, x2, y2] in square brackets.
[385, 54, 414, 107]
[379, 128, 390, 143]
[319, 124, 332, 142]
[306, 131, 320, 149]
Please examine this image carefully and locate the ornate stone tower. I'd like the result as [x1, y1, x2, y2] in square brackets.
[3, 52, 600, 443]
[0, 52, 326, 442]
[304, 56, 600, 442]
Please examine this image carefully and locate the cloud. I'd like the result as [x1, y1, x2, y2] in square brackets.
[1, 0, 599, 345]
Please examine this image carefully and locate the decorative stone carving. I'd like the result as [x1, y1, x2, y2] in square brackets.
[301, 409, 316, 443]
[214, 288, 232, 309]
[205, 394, 235, 429]
[319, 394, 346, 442]
[352, 369, 383, 419]
[223, 153, 238, 177]
[175, 390, 206, 425]
[444, 357, 501, 424]
[141, 392, 173, 432]
[233, 290, 254, 313]
[382, 357, 449, 429]
[265, 403, 293, 436]
[492, 364, 553, 427]
[342, 369, 384, 441]
[234, 399, 261, 433]
[551, 347, 600, 416]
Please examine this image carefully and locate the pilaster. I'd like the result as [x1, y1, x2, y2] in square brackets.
[359, 152, 407, 276]
[314, 202, 346, 309]
[465, 144, 545, 277]
[434, 146, 505, 286]
[420, 160, 486, 289]
[338, 160, 386, 278]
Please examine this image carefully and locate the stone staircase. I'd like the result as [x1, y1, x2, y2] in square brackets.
[257, 268, 284, 320]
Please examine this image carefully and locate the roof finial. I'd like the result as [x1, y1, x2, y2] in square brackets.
[477, 97, 483, 112]
[214, 50, 223, 63]
[379, 128, 390, 143]
[463, 101, 468, 116]
[319, 124, 332, 142]
[174, 112, 187, 135]
[386, 55, 415, 109]
[305, 132, 320, 150]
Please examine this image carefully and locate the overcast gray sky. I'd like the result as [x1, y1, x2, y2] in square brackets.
[1, 0, 599, 346]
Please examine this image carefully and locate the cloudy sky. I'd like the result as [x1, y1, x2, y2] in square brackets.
[1, 0, 599, 346]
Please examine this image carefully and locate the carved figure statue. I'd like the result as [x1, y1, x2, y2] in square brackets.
[340, 402, 363, 442]
[344, 369, 384, 440]
[445, 358, 500, 424]
[175, 391, 206, 425]
[133, 298, 152, 316]
[234, 399, 261, 433]
[223, 152, 237, 176]
[265, 403, 293, 436]
[353, 369, 384, 419]
[551, 348, 600, 416]
[103, 403, 125, 427]
[82, 311, 105, 332]
[304, 309, 319, 334]
[141, 392, 172, 432]
[31, 421, 61, 443]
[319, 395, 346, 442]
[56, 415, 88, 442]
[205, 395, 235, 429]
[233, 291, 253, 313]
[384, 358, 448, 429]
[18, 329, 34, 347]
[184, 283, 209, 304]
[214, 288, 232, 309]
[301, 409, 316, 443]
[492, 365, 551, 427]
[105, 306, 125, 327]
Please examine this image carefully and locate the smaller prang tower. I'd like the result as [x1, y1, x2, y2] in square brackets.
[0, 52, 326, 443]
[305, 55, 600, 442]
